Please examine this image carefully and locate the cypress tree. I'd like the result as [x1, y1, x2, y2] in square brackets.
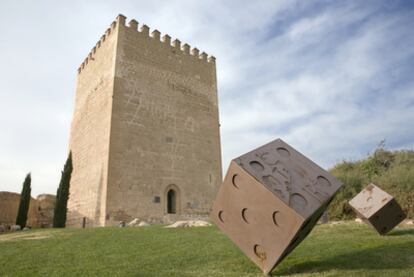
[16, 173, 32, 228]
[53, 152, 73, 228]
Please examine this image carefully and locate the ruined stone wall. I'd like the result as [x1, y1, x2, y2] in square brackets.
[0, 192, 48, 228]
[36, 194, 56, 228]
[66, 20, 119, 227]
[105, 15, 222, 224]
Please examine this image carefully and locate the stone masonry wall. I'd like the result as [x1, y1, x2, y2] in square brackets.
[0, 192, 55, 228]
[66, 20, 119, 227]
[36, 194, 56, 228]
[67, 15, 222, 226]
[105, 16, 222, 224]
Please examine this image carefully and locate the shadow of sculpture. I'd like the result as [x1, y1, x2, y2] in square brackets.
[387, 228, 414, 237]
[272, 241, 414, 276]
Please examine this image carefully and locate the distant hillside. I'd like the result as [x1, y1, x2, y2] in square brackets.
[328, 142, 414, 219]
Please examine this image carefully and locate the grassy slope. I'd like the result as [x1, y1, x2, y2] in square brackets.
[0, 223, 413, 277]
[328, 148, 414, 220]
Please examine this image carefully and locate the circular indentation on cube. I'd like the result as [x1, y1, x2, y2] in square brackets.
[398, 214, 405, 219]
[241, 208, 249, 223]
[277, 147, 290, 157]
[249, 161, 264, 172]
[291, 193, 307, 209]
[232, 174, 239, 189]
[218, 210, 224, 223]
[253, 244, 266, 261]
[272, 211, 280, 226]
[316, 176, 331, 187]
[367, 197, 373, 202]
[381, 226, 387, 233]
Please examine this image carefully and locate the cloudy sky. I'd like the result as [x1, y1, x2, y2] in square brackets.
[1, 0, 413, 196]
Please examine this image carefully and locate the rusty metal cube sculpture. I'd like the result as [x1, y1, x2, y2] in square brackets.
[349, 183, 406, 235]
[210, 139, 342, 274]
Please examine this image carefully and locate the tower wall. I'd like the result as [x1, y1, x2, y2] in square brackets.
[105, 16, 222, 224]
[68, 15, 222, 226]
[67, 21, 119, 227]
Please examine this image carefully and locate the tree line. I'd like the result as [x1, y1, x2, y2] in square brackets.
[15, 152, 72, 228]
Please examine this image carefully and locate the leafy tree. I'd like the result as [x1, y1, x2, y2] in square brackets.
[16, 173, 32, 228]
[53, 152, 73, 228]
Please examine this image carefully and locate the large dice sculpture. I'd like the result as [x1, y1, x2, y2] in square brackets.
[210, 139, 342, 274]
[349, 183, 406, 235]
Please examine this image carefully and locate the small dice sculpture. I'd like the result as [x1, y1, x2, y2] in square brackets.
[349, 183, 406, 235]
[210, 139, 342, 274]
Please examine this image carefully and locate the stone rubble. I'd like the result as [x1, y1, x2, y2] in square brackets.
[126, 218, 140, 227]
[138, 221, 150, 227]
[10, 225, 21, 231]
[164, 220, 212, 228]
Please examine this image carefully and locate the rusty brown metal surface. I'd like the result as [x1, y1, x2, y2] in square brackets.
[210, 138, 342, 274]
[349, 183, 406, 235]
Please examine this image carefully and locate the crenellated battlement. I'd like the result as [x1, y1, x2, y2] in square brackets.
[77, 18, 117, 74]
[78, 14, 215, 75]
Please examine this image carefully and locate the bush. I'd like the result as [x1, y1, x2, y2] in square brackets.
[328, 145, 414, 219]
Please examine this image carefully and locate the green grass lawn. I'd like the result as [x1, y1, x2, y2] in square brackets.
[0, 222, 413, 276]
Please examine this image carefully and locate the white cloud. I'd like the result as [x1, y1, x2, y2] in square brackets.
[0, 0, 413, 195]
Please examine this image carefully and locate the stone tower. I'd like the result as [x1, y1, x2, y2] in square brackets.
[67, 15, 222, 227]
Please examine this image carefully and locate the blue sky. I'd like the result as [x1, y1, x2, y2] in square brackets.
[0, 0, 413, 196]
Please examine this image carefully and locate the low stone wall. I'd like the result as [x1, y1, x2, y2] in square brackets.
[0, 191, 55, 229]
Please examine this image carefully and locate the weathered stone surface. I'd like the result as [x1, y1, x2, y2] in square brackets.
[0, 191, 40, 228]
[36, 194, 56, 228]
[138, 221, 150, 227]
[67, 14, 221, 227]
[349, 183, 406, 235]
[210, 138, 342, 274]
[188, 220, 211, 227]
[0, 225, 5, 233]
[127, 218, 140, 227]
[165, 220, 211, 228]
[165, 221, 188, 228]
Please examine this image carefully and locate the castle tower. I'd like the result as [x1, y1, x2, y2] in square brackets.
[67, 15, 222, 227]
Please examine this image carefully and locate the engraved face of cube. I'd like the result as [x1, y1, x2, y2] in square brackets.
[235, 139, 342, 219]
[349, 183, 393, 219]
[210, 161, 304, 274]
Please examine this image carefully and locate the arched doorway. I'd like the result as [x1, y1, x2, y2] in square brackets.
[167, 189, 176, 214]
[164, 184, 180, 214]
